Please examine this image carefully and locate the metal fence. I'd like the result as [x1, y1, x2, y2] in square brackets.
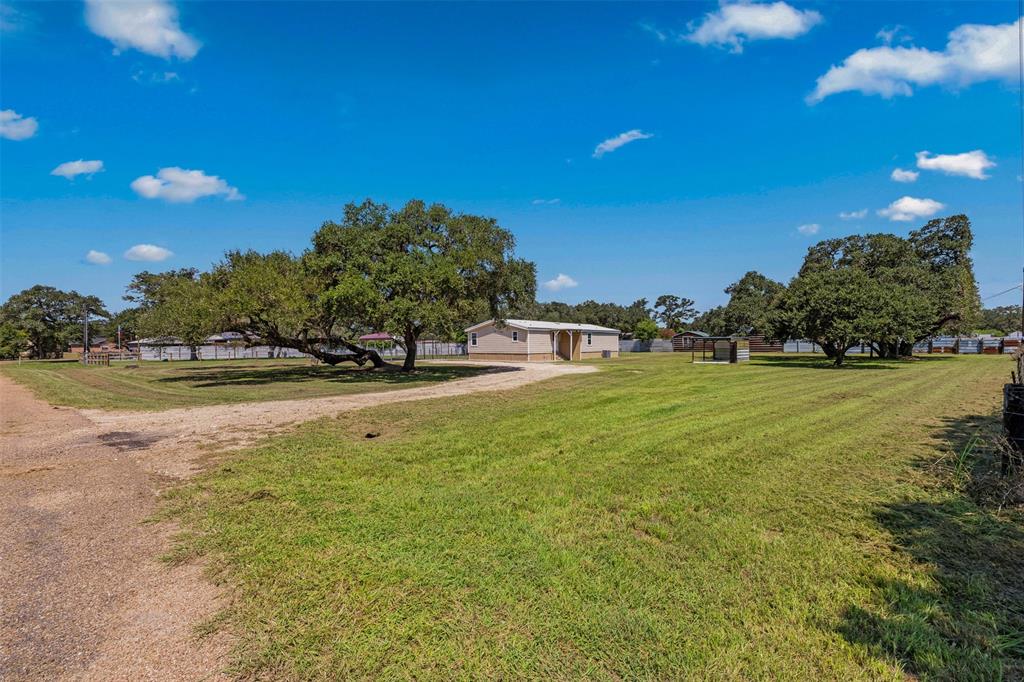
[137, 345, 310, 361]
[133, 340, 468, 362]
[377, 341, 467, 359]
[621, 337, 1015, 356]
[619, 339, 674, 353]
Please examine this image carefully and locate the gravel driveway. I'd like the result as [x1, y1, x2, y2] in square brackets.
[0, 361, 594, 680]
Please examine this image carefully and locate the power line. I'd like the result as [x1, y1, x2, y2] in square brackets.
[983, 282, 1024, 302]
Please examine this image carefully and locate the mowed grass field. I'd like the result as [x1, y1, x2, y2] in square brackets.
[0, 358, 488, 411]
[160, 354, 1023, 680]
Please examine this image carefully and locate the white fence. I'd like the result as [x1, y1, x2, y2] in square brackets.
[138, 345, 309, 361]
[135, 341, 467, 362]
[619, 339, 675, 353]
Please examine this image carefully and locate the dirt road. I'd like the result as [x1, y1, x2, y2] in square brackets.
[0, 361, 594, 680]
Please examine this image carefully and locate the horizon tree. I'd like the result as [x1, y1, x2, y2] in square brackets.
[0, 285, 108, 359]
[653, 294, 696, 332]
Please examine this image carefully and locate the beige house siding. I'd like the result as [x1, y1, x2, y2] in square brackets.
[469, 352, 532, 362]
[469, 324, 528, 355]
[468, 322, 619, 362]
[580, 332, 618, 353]
[528, 330, 552, 356]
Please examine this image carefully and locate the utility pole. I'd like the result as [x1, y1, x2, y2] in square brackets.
[83, 305, 89, 365]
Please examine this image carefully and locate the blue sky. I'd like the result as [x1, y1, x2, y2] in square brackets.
[1, 1, 1021, 313]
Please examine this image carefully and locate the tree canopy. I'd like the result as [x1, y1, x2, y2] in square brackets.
[978, 305, 1022, 336]
[135, 199, 535, 371]
[309, 200, 535, 369]
[693, 271, 785, 337]
[779, 214, 979, 364]
[0, 285, 109, 359]
[653, 295, 696, 332]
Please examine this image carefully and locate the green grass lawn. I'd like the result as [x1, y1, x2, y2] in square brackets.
[0, 358, 488, 411]
[164, 354, 1023, 679]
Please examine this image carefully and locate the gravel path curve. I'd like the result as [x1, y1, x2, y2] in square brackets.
[0, 361, 593, 680]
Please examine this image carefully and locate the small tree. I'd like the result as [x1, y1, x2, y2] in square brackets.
[632, 318, 659, 342]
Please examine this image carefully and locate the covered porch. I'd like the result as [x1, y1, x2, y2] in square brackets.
[553, 329, 583, 361]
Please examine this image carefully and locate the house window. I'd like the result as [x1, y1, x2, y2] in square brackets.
[470, 332, 478, 347]
[512, 331, 519, 342]
[587, 333, 593, 346]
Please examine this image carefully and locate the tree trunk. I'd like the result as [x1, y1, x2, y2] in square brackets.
[309, 343, 389, 368]
[402, 330, 418, 372]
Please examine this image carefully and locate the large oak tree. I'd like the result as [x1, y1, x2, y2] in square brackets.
[136, 200, 536, 371]
[0, 285, 108, 359]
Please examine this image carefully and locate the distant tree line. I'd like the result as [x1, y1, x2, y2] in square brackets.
[0, 211, 983, 367]
[977, 305, 1022, 336]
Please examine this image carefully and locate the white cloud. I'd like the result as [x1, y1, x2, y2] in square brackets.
[0, 109, 38, 140]
[84, 0, 200, 60]
[593, 129, 653, 158]
[878, 196, 945, 222]
[890, 168, 919, 183]
[915, 149, 995, 180]
[809, 18, 1020, 102]
[132, 69, 181, 84]
[542, 273, 579, 292]
[839, 209, 868, 220]
[130, 167, 244, 202]
[797, 223, 820, 236]
[85, 250, 112, 265]
[124, 244, 173, 262]
[1, 3, 32, 32]
[686, 1, 822, 53]
[876, 25, 909, 46]
[639, 22, 669, 43]
[531, 198, 560, 205]
[51, 159, 104, 179]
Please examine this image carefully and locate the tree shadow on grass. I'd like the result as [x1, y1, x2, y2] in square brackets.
[838, 411, 1024, 680]
[751, 355, 953, 371]
[154, 363, 508, 389]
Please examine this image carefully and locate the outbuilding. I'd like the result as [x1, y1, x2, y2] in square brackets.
[465, 319, 620, 361]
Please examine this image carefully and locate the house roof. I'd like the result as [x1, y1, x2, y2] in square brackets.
[129, 336, 183, 346]
[359, 332, 394, 341]
[674, 330, 709, 337]
[465, 319, 620, 333]
[205, 331, 247, 342]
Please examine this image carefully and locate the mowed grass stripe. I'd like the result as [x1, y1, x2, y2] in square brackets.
[160, 355, 1021, 680]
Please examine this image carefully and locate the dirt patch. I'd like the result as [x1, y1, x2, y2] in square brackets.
[0, 360, 594, 679]
[97, 430, 163, 452]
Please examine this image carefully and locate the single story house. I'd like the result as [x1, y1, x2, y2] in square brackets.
[465, 319, 620, 361]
